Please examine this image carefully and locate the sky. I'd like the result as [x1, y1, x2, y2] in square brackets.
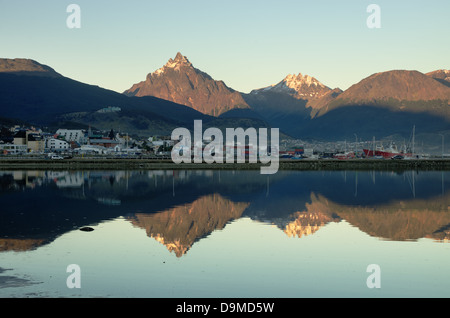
[0, 0, 449, 94]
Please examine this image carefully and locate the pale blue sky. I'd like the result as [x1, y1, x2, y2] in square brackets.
[0, 0, 449, 93]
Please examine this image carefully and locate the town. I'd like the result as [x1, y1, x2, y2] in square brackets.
[0, 125, 176, 159]
[0, 123, 447, 161]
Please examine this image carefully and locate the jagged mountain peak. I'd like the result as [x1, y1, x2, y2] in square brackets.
[166, 52, 192, 68]
[282, 73, 326, 89]
[174, 52, 189, 63]
[124, 53, 249, 116]
[251, 72, 331, 100]
[152, 52, 193, 76]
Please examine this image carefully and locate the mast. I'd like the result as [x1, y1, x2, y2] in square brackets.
[372, 136, 375, 157]
[412, 125, 415, 156]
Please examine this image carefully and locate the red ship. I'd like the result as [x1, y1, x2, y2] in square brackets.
[364, 126, 417, 159]
[363, 143, 412, 159]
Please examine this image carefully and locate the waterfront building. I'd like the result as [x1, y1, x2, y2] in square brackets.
[13, 130, 45, 153]
[46, 138, 70, 151]
[0, 144, 27, 155]
[56, 129, 87, 144]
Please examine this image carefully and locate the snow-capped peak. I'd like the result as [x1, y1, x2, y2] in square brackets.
[251, 73, 331, 99]
[153, 52, 192, 76]
[282, 73, 325, 89]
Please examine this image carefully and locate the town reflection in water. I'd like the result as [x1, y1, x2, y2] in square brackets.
[0, 169, 449, 256]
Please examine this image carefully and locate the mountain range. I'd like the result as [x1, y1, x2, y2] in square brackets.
[0, 54, 449, 142]
[0, 57, 267, 137]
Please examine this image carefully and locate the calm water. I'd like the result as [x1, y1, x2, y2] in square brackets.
[0, 169, 449, 298]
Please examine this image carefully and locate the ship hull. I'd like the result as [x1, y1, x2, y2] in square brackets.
[363, 149, 412, 158]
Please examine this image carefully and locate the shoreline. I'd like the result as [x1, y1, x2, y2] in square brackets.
[0, 158, 449, 171]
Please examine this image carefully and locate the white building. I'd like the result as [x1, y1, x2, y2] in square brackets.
[151, 140, 175, 147]
[56, 129, 86, 144]
[74, 145, 107, 154]
[46, 138, 70, 151]
[0, 144, 27, 154]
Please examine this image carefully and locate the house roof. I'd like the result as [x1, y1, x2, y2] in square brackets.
[28, 134, 42, 141]
[13, 130, 27, 138]
[89, 139, 121, 144]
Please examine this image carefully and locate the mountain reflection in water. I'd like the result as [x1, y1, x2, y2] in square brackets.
[0, 169, 449, 256]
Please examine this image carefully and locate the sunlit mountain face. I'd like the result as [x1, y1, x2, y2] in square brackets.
[124, 53, 250, 116]
[1, 169, 449, 255]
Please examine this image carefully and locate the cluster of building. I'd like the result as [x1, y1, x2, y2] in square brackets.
[0, 125, 174, 156]
[0, 125, 371, 160]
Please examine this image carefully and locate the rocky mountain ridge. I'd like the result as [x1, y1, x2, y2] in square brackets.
[124, 52, 250, 116]
[1, 55, 449, 140]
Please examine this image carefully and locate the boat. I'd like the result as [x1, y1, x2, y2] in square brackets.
[363, 126, 416, 159]
[363, 143, 412, 159]
[334, 151, 356, 160]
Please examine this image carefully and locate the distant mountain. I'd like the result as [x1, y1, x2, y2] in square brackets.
[1, 56, 449, 142]
[291, 70, 450, 140]
[124, 53, 250, 116]
[317, 70, 450, 118]
[243, 73, 340, 137]
[244, 70, 450, 140]
[0, 58, 62, 78]
[250, 73, 332, 100]
[0, 58, 271, 137]
[426, 69, 450, 87]
[306, 88, 343, 117]
[242, 91, 310, 137]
